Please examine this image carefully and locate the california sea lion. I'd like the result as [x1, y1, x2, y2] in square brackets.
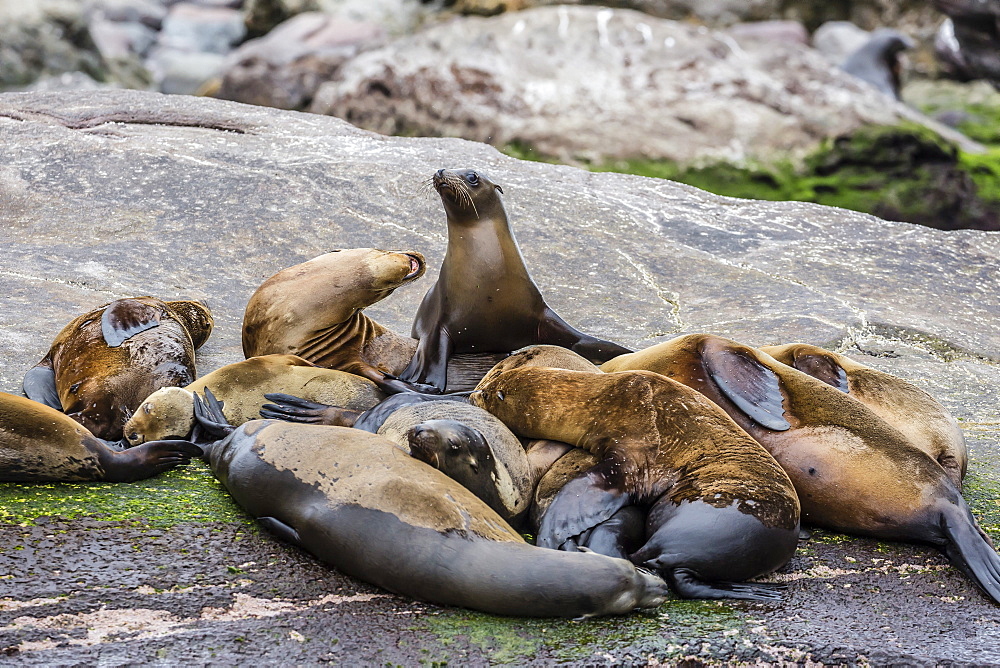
[190, 392, 669, 618]
[399, 168, 631, 392]
[123, 354, 384, 445]
[761, 342, 967, 486]
[23, 297, 214, 441]
[0, 391, 200, 482]
[602, 334, 1000, 603]
[242, 248, 435, 394]
[840, 28, 914, 99]
[472, 355, 801, 601]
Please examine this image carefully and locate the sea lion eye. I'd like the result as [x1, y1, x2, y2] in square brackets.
[143, 403, 152, 414]
[466, 173, 480, 186]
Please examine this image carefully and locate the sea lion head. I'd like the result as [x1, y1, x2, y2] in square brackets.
[407, 419, 492, 477]
[123, 386, 196, 446]
[307, 248, 426, 317]
[432, 168, 505, 222]
[165, 299, 215, 349]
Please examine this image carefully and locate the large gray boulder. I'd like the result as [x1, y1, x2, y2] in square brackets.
[310, 6, 913, 165]
[0, 90, 998, 664]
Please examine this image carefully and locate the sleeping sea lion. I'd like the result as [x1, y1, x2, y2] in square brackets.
[761, 342, 967, 486]
[602, 333, 1000, 604]
[189, 391, 669, 618]
[471, 355, 801, 601]
[398, 168, 631, 392]
[242, 248, 436, 394]
[123, 354, 384, 445]
[0, 391, 200, 482]
[23, 297, 213, 441]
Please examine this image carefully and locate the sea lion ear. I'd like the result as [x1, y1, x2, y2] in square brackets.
[495, 184, 504, 194]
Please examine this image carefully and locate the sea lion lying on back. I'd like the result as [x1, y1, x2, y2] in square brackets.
[399, 168, 631, 392]
[23, 297, 213, 442]
[242, 248, 436, 394]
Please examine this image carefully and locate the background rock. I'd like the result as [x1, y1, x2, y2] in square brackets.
[0, 90, 998, 663]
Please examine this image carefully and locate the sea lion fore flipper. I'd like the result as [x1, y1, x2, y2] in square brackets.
[259, 393, 362, 427]
[536, 460, 629, 550]
[401, 325, 453, 392]
[101, 298, 162, 347]
[790, 352, 850, 393]
[701, 340, 791, 431]
[23, 364, 62, 410]
[258, 517, 303, 547]
[666, 569, 786, 602]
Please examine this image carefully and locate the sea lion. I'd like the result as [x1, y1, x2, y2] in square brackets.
[761, 342, 967, 486]
[0, 391, 201, 482]
[189, 392, 670, 618]
[123, 354, 384, 446]
[602, 334, 1000, 603]
[23, 297, 214, 442]
[398, 168, 631, 392]
[242, 248, 436, 394]
[840, 28, 914, 99]
[471, 357, 801, 601]
[259, 389, 465, 432]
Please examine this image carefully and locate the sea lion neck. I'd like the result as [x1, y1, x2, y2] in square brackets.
[442, 209, 534, 286]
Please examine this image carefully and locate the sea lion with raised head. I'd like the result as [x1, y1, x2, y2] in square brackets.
[761, 342, 967, 486]
[23, 297, 213, 442]
[602, 333, 1000, 604]
[398, 168, 631, 392]
[0, 391, 200, 482]
[242, 248, 435, 394]
[472, 351, 801, 601]
[123, 354, 384, 446]
[189, 391, 669, 618]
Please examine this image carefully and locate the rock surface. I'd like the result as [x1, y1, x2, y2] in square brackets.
[0, 90, 999, 663]
[310, 6, 920, 166]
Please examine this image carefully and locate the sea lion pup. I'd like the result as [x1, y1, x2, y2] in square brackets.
[189, 391, 670, 618]
[123, 354, 384, 446]
[0, 391, 201, 482]
[242, 248, 436, 394]
[602, 334, 1000, 604]
[761, 342, 967, 486]
[398, 168, 631, 392]
[471, 356, 801, 601]
[23, 297, 214, 442]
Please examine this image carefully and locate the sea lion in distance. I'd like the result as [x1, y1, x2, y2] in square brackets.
[761, 342, 967, 487]
[242, 248, 436, 394]
[23, 297, 213, 442]
[399, 168, 632, 392]
[189, 392, 669, 618]
[0, 391, 200, 482]
[602, 333, 1000, 604]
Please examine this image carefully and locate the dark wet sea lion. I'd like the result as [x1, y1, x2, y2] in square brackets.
[0, 391, 201, 482]
[399, 168, 631, 392]
[602, 333, 1000, 603]
[471, 358, 801, 601]
[761, 342, 967, 486]
[190, 392, 669, 618]
[840, 28, 914, 99]
[242, 248, 436, 394]
[23, 297, 213, 441]
[123, 354, 384, 446]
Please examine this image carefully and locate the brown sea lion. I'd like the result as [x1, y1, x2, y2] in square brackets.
[242, 248, 435, 394]
[398, 168, 631, 392]
[0, 391, 201, 482]
[189, 391, 670, 618]
[123, 354, 384, 445]
[602, 334, 1000, 604]
[761, 342, 967, 486]
[471, 355, 801, 601]
[22, 297, 213, 442]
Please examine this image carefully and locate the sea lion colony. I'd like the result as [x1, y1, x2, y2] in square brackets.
[2, 168, 995, 617]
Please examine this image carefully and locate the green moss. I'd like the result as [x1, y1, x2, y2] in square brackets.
[961, 470, 1000, 542]
[0, 460, 251, 528]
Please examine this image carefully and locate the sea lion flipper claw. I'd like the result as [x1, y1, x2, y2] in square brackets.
[701, 338, 791, 431]
[22, 364, 62, 410]
[537, 463, 629, 550]
[258, 516, 303, 547]
[101, 298, 162, 347]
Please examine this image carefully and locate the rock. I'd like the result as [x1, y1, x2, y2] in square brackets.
[156, 2, 245, 54]
[812, 20, 870, 65]
[215, 12, 384, 110]
[726, 20, 808, 46]
[85, 0, 168, 30]
[243, 0, 319, 37]
[310, 5, 914, 166]
[933, 0, 1000, 87]
[146, 47, 227, 93]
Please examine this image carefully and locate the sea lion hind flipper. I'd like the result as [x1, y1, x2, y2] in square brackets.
[535, 307, 632, 364]
[666, 569, 786, 602]
[941, 502, 1000, 604]
[101, 298, 162, 347]
[536, 462, 629, 550]
[701, 339, 791, 431]
[22, 364, 62, 410]
[789, 351, 849, 393]
[257, 517, 303, 547]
